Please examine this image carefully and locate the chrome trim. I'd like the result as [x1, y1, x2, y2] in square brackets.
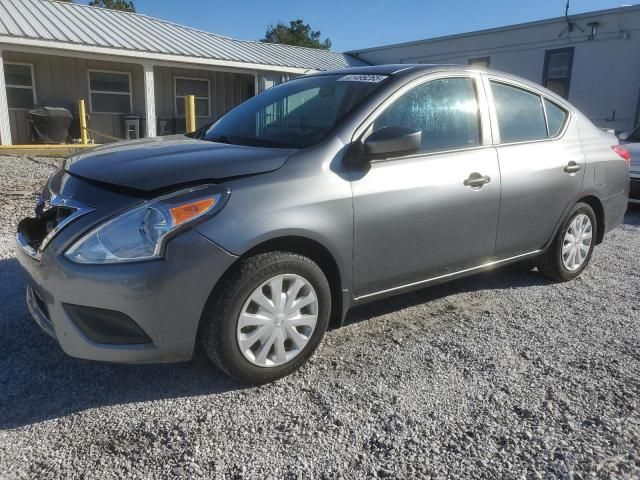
[354, 250, 542, 301]
[16, 190, 94, 261]
[629, 198, 640, 204]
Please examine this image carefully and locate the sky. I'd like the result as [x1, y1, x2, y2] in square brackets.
[93, 0, 634, 52]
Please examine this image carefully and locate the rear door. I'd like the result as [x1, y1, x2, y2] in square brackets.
[485, 77, 585, 257]
[351, 74, 501, 297]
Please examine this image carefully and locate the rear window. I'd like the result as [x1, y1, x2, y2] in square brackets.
[491, 81, 547, 143]
[544, 99, 568, 137]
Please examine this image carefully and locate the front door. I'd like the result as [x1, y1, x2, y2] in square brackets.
[351, 76, 500, 297]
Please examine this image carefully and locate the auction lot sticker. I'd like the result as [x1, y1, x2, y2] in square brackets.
[337, 74, 388, 83]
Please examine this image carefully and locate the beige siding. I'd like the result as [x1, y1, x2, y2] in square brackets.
[4, 50, 145, 144]
[154, 66, 255, 132]
[3, 51, 258, 143]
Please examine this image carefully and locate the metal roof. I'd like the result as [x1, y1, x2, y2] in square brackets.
[0, 0, 364, 71]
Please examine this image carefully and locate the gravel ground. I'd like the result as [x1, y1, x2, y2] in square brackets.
[1, 154, 639, 479]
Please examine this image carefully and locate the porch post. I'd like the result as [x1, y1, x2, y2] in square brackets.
[143, 63, 156, 138]
[0, 50, 13, 145]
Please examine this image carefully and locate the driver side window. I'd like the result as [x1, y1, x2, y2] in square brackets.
[372, 77, 481, 154]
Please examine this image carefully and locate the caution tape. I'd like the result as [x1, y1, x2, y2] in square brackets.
[83, 127, 125, 142]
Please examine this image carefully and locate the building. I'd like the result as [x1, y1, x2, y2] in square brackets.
[349, 6, 640, 132]
[0, 0, 363, 145]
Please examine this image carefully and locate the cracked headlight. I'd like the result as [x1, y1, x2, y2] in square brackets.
[65, 185, 228, 264]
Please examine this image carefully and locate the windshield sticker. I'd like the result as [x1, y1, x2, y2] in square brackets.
[337, 74, 388, 83]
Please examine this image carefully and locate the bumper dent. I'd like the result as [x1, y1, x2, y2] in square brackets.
[17, 229, 237, 364]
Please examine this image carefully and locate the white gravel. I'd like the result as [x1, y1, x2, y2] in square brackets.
[1, 154, 639, 479]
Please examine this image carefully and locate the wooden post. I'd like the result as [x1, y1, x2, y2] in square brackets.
[78, 99, 88, 145]
[185, 94, 196, 133]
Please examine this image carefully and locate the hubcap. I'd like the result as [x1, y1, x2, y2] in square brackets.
[562, 214, 593, 271]
[237, 274, 318, 368]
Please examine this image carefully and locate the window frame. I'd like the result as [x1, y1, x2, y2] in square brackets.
[87, 69, 133, 115]
[174, 76, 211, 119]
[542, 47, 574, 100]
[5, 62, 37, 111]
[354, 73, 492, 160]
[483, 75, 572, 146]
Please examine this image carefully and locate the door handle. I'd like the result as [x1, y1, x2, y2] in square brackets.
[564, 161, 582, 173]
[464, 172, 491, 188]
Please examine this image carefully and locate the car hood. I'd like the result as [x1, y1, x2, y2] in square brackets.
[64, 135, 294, 192]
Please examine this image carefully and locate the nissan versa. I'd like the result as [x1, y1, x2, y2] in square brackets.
[16, 65, 630, 384]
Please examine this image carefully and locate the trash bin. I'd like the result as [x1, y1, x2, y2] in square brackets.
[28, 107, 73, 144]
[157, 116, 175, 136]
[122, 114, 143, 140]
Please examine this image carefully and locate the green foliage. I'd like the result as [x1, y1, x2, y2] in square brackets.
[87, 0, 136, 12]
[261, 19, 331, 50]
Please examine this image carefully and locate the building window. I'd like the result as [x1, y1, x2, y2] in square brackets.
[88, 70, 132, 114]
[542, 47, 574, 99]
[175, 77, 210, 118]
[5, 63, 36, 110]
[468, 57, 490, 69]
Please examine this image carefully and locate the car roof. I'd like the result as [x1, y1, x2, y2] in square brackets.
[308, 64, 573, 108]
[310, 64, 455, 77]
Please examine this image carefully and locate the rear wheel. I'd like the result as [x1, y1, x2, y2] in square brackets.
[200, 251, 331, 384]
[538, 202, 596, 282]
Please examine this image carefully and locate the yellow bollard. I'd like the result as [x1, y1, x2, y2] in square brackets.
[185, 94, 196, 133]
[78, 99, 88, 145]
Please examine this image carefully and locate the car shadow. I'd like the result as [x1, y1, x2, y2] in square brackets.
[0, 253, 554, 429]
[2, 203, 637, 429]
[0, 257, 243, 429]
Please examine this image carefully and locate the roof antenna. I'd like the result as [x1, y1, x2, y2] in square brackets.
[558, 0, 584, 38]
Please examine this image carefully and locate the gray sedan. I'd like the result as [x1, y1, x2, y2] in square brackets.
[16, 65, 630, 384]
[618, 126, 640, 203]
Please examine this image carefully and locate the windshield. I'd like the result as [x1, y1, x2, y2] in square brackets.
[627, 126, 640, 143]
[202, 74, 388, 148]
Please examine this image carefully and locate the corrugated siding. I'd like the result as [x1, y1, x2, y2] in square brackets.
[154, 66, 255, 132]
[5, 50, 145, 143]
[4, 50, 257, 143]
[0, 0, 364, 71]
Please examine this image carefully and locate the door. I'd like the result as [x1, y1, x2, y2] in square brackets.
[351, 76, 501, 297]
[487, 79, 585, 256]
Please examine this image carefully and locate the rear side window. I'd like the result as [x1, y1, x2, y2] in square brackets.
[491, 81, 547, 143]
[372, 77, 481, 153]
[544, 99, 568, 137]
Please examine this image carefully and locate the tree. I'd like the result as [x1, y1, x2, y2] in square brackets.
[261, 19, 331, 50]
[87, 0, 136, 12]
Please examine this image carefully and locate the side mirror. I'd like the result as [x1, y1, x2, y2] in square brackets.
[363, 126, 421, 157]
[617, 131, 630, 141]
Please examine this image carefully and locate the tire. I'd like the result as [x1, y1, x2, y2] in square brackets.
[537, 202, 597, 282]
[200, 251, 331, 384]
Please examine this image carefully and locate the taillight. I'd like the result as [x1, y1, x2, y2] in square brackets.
[612, 145, 631, 167]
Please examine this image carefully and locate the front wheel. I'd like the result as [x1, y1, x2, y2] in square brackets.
[537, 202, 596, 282]
[200, 252, 331, 384]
